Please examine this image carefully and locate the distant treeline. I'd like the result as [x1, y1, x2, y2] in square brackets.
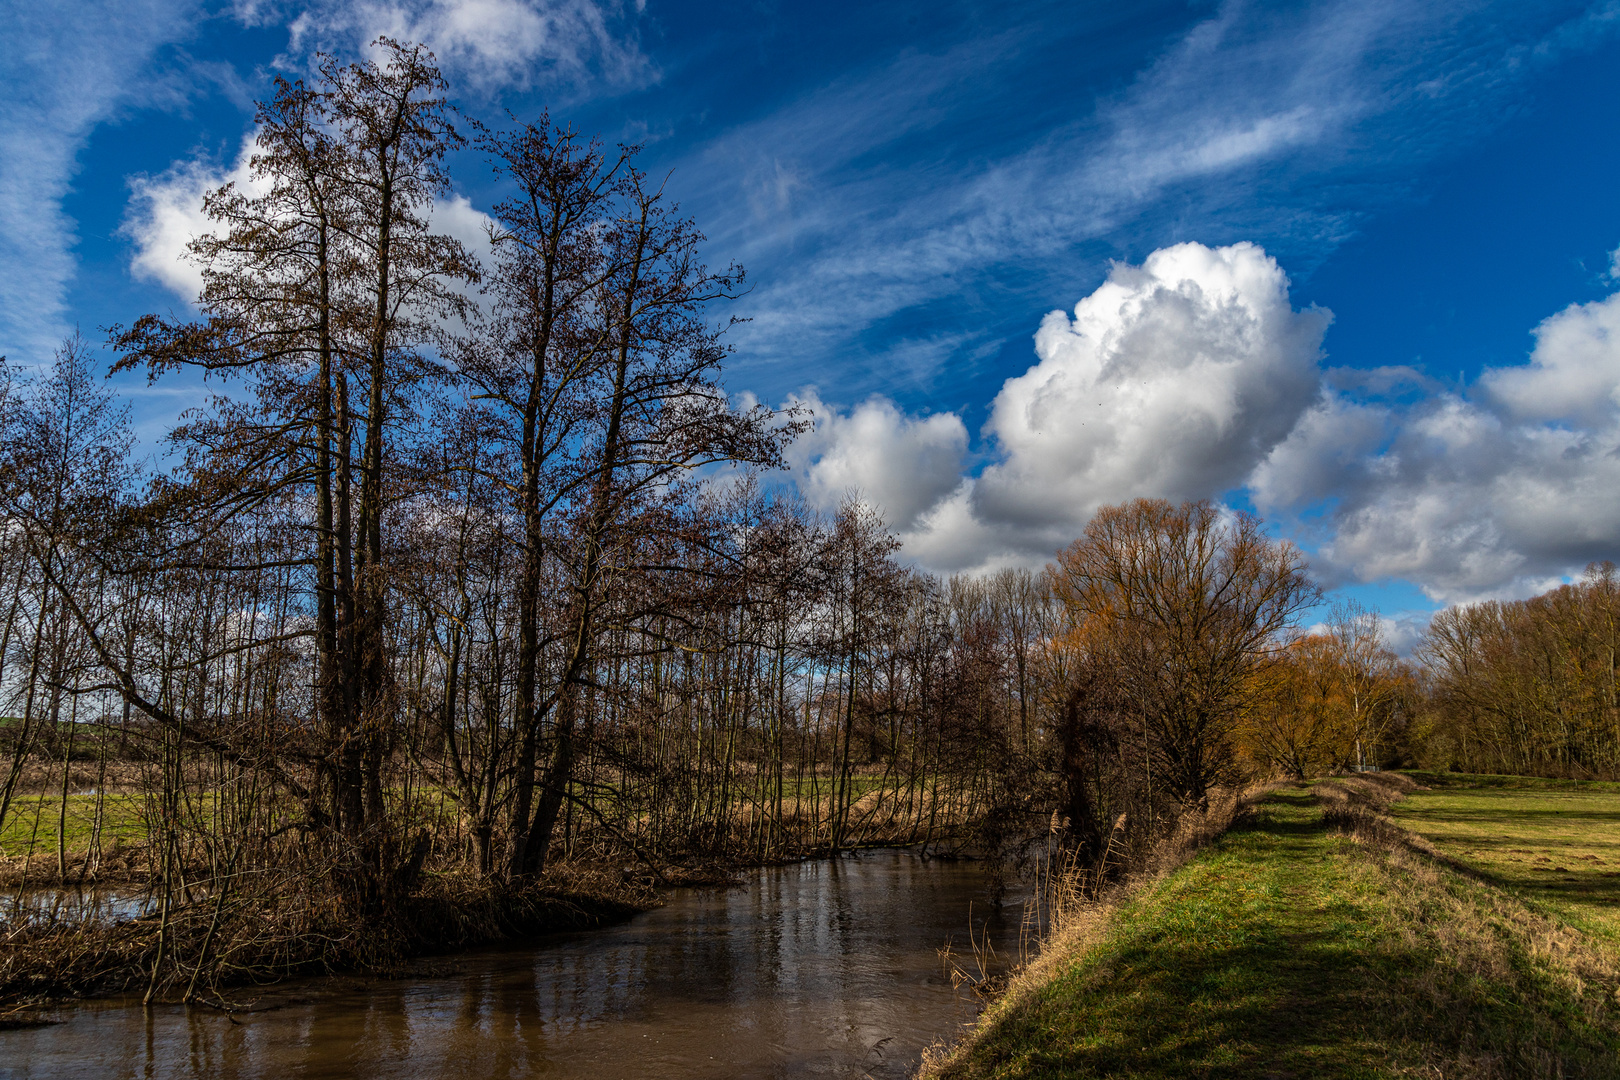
[1415, 564, 1620, 779]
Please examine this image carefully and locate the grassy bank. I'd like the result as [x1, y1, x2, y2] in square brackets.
[927, 775, 1620, 1079]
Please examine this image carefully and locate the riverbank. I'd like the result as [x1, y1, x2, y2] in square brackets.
[0, 865, 659, 1019]
[925, 774, 1620, 1079]
[0, 839, 955, 1020]
[0, 800, 971, 1019]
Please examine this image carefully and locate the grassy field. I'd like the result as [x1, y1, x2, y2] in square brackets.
[1393, 771, 1620, 949]
[0, 792, 147, 855]
[929, 778, 1620, 1079]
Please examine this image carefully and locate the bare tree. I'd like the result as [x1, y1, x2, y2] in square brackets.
[1052, 499, 1319, 809]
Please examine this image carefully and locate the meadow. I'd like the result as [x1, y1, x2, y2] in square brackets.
[1393, 772, 1620, 949]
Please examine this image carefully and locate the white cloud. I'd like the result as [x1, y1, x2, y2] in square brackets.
[785, 392, 968, 532]
[266, 0, 651, 93]
[1248, 393, 1388, 508]
[808, 240, 1620, 605]
[125, 134, 494, 306]
[973, 242, 1328, 529]
[1379, 611, 1434, 659]
[124, 144, 259, 302]
[1484, 286, 1620, 425]
[797, 241, 1329, 572]
[428, 190, 496, 269]
[1255, 289, 1620, 603]
[0, 0, 198, 362]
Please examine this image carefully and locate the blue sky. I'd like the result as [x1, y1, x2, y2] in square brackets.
[6, 0, 1620, 644]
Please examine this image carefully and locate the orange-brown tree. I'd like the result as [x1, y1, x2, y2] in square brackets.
[1419, 563, 1620, 777]
[1237, 634, 1351, 780]
[1052, 498, 1318, 809]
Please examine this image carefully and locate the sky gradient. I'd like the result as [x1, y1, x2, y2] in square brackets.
[6, 0, 1620, 647]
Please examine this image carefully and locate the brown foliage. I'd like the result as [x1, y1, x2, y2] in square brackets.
[1418, 563, 1620, 778]
[1052, 498, 1319, 807]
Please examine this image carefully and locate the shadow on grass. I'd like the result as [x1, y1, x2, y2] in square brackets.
[950, 787, 1620, 1080]
[995, 932, 1438, 1079]
[1404, 771, 1620, 795]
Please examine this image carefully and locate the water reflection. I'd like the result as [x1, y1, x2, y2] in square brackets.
[2, 887, 154, 928]
[1, 850, 1018, 1079]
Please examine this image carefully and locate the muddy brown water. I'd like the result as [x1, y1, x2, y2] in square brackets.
[1, 850, 1023, 1079]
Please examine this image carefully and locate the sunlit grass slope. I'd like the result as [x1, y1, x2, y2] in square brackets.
[930, 783, 1620, 1080]
[1394, 772, 1620, 949]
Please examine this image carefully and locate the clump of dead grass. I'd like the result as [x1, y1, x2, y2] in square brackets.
[0, 841, 149, 890]
[1315, 771, 1422, 846]
[1142, 781, 1282, 878]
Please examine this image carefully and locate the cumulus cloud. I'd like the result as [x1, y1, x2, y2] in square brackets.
[125, 134, 494, 306]
[1248, 391, 1391, 511]
[428, 191, 497, 268]
[785, 393, 968, 532]
[124, 144, 259, 302]
[802, 239, 1620, 606]
[973, 242, 1327, 530]
[1482, 288, 1620, 425]
[797, 241, 1329, 571]
[1254, 288, 1620, 603]
[255, 0, 651, 93]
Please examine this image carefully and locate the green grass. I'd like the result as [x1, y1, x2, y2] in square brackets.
[0, 792, 147, 855]
[1392, 772, 1620, 949]
[934, 784, 1620, 1079]
[1405, 770, 1620, 795]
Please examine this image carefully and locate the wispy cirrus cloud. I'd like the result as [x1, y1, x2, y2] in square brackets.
[679, 0, 1620, 401]
[237, 0, 654, 93]
[0, 0, 200, 364]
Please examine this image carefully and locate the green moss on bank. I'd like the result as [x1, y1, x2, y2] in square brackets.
[932, 784, 1620, 1080]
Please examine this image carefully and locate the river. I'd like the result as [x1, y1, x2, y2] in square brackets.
[1, 849, 1022, 1079]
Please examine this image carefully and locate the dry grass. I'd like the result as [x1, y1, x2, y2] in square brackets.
[0, 760, 148, 797]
